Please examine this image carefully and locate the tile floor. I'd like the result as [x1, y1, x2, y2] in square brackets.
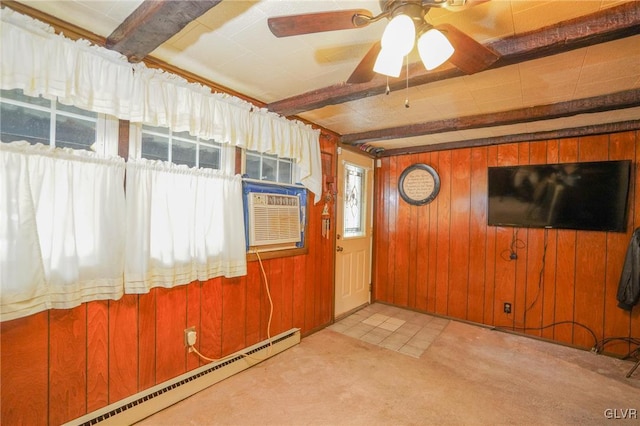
[328, 303, 450, 358]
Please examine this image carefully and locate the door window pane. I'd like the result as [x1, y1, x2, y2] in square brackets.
[344, 163, 366, 237]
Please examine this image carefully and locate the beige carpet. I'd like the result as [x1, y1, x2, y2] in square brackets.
[137, 305, 639, 425]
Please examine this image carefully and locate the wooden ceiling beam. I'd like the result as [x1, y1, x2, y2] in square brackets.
[378, 120, 640, 157]
[106, 0, 222, 63]
[267, 2, 640, 116]
[340, 89, 640, 145]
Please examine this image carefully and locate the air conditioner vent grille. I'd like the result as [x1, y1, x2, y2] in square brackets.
[248, 193, 301, 247]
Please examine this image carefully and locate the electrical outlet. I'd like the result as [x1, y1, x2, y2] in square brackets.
[184, 327, 197, 347]
[503, 302, 512, 314]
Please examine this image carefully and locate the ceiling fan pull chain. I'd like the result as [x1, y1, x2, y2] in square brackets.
[404, 56, 410, 108]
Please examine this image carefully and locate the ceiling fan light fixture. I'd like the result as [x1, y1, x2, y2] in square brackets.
[380, 14, 416, 55]
[417, 28, 455, 70]
[373, 47, 404, 78]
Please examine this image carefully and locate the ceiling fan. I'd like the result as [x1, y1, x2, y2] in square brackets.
[267, 0, 499, 84]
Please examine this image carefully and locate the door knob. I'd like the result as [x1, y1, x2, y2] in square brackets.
[336, 246, 344, 252]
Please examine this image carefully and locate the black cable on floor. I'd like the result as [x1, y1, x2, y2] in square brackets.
[493, 320, 599, 348]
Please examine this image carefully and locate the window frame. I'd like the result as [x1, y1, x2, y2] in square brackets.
[241, 150, 309, 260]
[243, 149, 298, 185]
[128, 123, 235, 173]
[0, 89, 118, 156]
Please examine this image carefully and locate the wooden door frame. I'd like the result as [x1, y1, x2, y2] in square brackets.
[333, 147, 374, 319]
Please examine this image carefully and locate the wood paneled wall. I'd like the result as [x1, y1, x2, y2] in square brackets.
[0, 138, 337, 426]
[374, 132, 640, 355]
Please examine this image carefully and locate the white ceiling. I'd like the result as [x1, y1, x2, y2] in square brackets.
[12, 0, 640, 154]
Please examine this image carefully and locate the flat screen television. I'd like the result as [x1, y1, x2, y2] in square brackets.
[487, 160, 631, 232]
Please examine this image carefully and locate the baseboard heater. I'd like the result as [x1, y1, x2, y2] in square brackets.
[63, 328, 301, 426]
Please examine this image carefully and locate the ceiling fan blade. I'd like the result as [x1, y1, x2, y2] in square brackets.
[268, 9, 373, 38]
[347, 42, 382, 84]
[436, 23, 499, 74]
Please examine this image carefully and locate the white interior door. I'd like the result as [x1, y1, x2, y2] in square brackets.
[334, 148, 373, 318]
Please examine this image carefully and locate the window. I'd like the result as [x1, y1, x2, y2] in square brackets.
[245, 150, 295, 184]
[0, 90, 125, 321]
[0, 89, 116, 155]
[343, 163, 366, 237]
[140, 125, 225, 170]
[242, 154, 308, 257]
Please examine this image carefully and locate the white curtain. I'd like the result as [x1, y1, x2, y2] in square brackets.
[0, 141, 126, 322]
[0, 8, 136, 118]
[130, 67, 322, 202]
[1, 8, 323, 202]
[124, 159, 247, 294]
[248, 108, 323, 202]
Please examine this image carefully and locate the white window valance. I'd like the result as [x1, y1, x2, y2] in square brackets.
[0, 8, 137, 118]
[0, 7, 322, 202]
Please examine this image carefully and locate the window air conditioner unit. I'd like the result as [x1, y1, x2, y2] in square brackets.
[248, 192, 301, 249]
